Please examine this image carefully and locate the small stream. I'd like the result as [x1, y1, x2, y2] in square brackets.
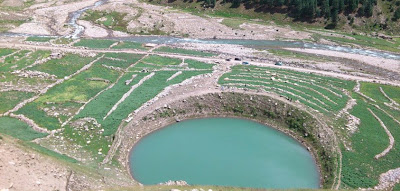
[111, 36, 400, 60]
[0, 0, 399, 60]
[66, 0, 108, 38]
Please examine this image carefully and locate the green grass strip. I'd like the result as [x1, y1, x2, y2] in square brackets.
[73, 39, 116, 49]
[0, 117, 48, 141]
[155, 46, 217, 57]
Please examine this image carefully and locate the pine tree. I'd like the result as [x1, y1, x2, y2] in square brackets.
[331, 0, 339, 24]
[292, 0, 303, 18]
[348, 0, 358, 12]
[321, 0, 331, 18]
[364, 0, 373, 17]
[393, 7, 400, 21]
[338, 0, 345, 12]
[232, 0, 241, 7]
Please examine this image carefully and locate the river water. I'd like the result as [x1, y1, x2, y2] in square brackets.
[129, 118, 320, 189]
[1, 0, 399, 60]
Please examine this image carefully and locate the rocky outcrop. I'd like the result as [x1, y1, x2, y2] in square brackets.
[159, 180, 188, 186]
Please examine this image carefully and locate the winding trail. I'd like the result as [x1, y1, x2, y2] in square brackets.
[367, 108, 394, 160]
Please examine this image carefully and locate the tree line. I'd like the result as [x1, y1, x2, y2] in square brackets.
[203, 0, 386, 25]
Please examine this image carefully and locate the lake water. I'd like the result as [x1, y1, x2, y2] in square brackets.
[129, 118, 319, 189]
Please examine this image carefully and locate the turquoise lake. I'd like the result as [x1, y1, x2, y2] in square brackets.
[129, 118, 320, 189]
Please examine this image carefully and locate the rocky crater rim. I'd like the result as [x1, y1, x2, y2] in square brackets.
[118, 92, 338, 188]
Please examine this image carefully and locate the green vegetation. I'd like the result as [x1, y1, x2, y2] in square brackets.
[76, 55, 213, 136]
[0, 50, 30, 71]
[77, 70, 211, 136]
[98, 53, 144, 69]
[29, 54, 97, 78]
[155, 0, 400, 31]
[82, 10, 129, 32]
[0, 48, 15, 57]
[73, 39, 116, 49]
[313, 32, 400, 53]
[75, 72, 147, 124]
[17, 61, 121, 130]
[218, 65, 355, 114]
[221, 18, 244, 29]
[25, 36, 54, 42]
[341, 82, 400, 188]
[0, 50, 51, 72]
[104, 52, 144, 62]
[23, 142, 78, 163]
[154, 46, 217, 57]
[0, 117, 48, 141]
[218, 65, 400, 189]
[141, 55, 182, 66]
[394, 184, 400, 191]
[0, 71, 54, 91]
[267, 49, 330, 61]
[53, 38, 74, 45]
[111, 41, 148, 50]
[0, 19, 25, 32]
[185, 59, 215, 69]
[0, 91, 34, 114]
[167, 70, 211, 84]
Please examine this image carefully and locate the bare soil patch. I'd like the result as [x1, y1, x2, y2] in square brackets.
[0, 138, 68, 191]
[0, 0, 23, 7]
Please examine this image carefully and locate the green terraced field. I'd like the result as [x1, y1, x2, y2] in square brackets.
[154, 46, 217, 57]
[0, 117, 48, 141]
[25, 36, 54, 42]
[111, 41, 148, 50]
[97, 53, 144, 69]
[2, 37, 400, 190]
[141, 55, 182, 66]
[218, 64, 400, 189]
[186, 59, 215, 69]
[341, 82, 400, 188]
[29, 54, 97, 78]
[0, 50, 51, 72]
[130, 56, 214, 72]
[6, 52, 213, 161]
[0, 91, 34, 114]
[17, 61, 121, 130]
[73, 39, 116, 49]
[218, 65, 355, 114]
[0, 48, 15, 57]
